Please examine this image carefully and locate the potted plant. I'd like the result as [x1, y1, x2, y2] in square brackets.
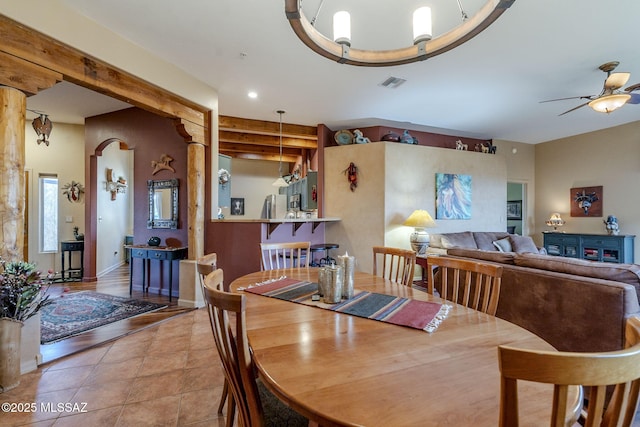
[0, 259, 52, 392]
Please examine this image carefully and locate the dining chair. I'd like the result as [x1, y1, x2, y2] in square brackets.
[426, 255, 503, 316]
[260, 241, 311, 270]
[498, 316, 640, 427]
[196, 254, 235, 426]
[372, 246, 416, 287]
[202, 270, 309, 427]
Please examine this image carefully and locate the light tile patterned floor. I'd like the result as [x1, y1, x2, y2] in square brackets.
[1, 309, 229, 426]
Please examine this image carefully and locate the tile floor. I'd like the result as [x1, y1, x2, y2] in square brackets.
[1, 309, 229, 426]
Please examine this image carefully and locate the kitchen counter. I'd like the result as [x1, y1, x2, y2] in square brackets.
[211, 217, 341, 238]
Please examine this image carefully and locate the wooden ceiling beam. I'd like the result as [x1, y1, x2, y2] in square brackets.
[219, 142, 299, 156]
[219, 151, 300, 163]
[219, 130, 317, 149]
[219, 115, 317, 140]
[0, 51, 62, 95]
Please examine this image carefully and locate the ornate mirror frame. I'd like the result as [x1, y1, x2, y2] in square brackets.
[147, 178, 179, 229]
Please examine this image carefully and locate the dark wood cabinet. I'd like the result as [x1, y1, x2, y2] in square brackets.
[543, 232, 634, 264]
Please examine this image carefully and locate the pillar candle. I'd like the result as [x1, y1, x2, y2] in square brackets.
[338, 252, 355, 299]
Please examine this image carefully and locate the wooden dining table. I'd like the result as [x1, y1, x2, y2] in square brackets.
[230, 268, 579, 427]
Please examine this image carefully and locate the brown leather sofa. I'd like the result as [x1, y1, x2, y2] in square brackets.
[426, 231, 640, 353]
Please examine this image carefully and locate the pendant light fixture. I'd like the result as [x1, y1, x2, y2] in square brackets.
[272, 110, 289, 187]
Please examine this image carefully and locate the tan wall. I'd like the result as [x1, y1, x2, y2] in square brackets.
[324, 142, 507, 273]
[494, 139, 536, 236]
[534, 121, 640, 256]
[24, 122, 85, 272]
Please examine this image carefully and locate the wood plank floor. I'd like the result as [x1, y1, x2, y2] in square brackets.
[40, 263, 194, 364]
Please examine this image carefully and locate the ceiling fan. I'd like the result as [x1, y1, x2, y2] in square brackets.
[541, 61, 640, 116]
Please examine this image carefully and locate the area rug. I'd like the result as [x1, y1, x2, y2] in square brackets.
[40, 291, 166, 344]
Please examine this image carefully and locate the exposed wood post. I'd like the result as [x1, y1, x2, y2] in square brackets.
[187, 142, 205, 259]
[0, 87, 26, 261]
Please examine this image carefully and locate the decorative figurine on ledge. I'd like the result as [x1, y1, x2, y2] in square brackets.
[400, 130, 418, 144]
[353, 129, 370, 144]
[604, 215, 620, 235]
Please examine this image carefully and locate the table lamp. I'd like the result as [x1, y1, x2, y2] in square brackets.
[545, 213, 565, 231]
[403, 209, 436, 255]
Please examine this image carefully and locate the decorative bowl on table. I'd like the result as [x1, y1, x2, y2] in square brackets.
[148, 236, 161, 246]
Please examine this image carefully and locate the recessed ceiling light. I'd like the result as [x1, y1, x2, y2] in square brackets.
[248, 91, 258, 99]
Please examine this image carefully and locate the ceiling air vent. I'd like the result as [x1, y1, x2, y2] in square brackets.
[379, 76, 406, 89]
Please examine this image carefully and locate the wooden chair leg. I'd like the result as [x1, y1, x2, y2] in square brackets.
[218, 379, 228, 414]
[225, 393, 236, 427]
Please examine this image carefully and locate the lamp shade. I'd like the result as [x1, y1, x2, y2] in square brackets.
[588, 94, 631, 113]
[272, 177, 289, 187]
[545, 213, 565, 231]
[403, 209, 436, 228]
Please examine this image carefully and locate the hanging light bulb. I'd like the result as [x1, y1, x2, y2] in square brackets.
[272, 110, 289, 187]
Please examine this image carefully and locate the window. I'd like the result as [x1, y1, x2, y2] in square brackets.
[39, 175, 58, 253]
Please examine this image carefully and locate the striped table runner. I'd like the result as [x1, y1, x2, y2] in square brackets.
[243, 277, 451, 333]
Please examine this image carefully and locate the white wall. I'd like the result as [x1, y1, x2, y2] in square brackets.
[24, 122, 85, 273]
[324, 142, 508, 273]
[96, 143, 134, 276]
[221, 158, 283, 219]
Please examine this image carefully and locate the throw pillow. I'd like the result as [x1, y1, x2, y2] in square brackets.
[493, 237, 512, 252]
[509, 235, 540, 253]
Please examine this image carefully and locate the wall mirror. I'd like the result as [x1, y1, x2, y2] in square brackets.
[147, 178, 179, 229]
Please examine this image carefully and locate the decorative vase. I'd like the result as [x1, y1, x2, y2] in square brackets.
[147, 236, 161, 246]
[0, 318, 23, 392]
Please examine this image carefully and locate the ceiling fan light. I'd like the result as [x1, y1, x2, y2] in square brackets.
[588, 93, 631, 113]
[333, 11, 351, 46]
[413, 7, 432, 44]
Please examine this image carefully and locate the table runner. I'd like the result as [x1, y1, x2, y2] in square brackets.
[242, 277, 451, 333]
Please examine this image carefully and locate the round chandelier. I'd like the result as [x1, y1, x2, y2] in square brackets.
[285, 0, 516, 67]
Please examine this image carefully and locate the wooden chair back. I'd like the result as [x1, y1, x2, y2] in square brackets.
[196, 252, 218, 292]
[260, 241, 310, 270]
[203, 270, 265, 427]
[426, 255, 503, 315]
[498, 316, 640, 427]
[372, 246, 416, 287]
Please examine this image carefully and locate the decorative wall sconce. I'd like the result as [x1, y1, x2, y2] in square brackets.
[545, 213, 565, 231]
[151, 154, 175, 175]
[31, 113, 52, 146]
[106, 168, 127, 200]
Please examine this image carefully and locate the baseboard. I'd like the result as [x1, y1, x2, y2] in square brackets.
[97, 260, 126, 278]
[177, 297, 204, 308]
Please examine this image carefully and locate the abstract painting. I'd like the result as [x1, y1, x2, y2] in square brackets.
[436, 173, 472, 220]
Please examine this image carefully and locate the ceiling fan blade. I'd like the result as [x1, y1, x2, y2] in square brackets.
[627, 93, 640, 104]
[558, 101, 591, 116]
[625, 83, 640, 93]
[605, 72, 630, 90]
[540, 95, 593, 103]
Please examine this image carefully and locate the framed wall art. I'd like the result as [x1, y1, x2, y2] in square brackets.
[570, 186, 602, 217]
[435, 173, 472, 220]
[506, 200, 522, 220]
[231, 198, 245, 216]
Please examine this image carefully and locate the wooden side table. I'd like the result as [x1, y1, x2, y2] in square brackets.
[60, 240, 84, 281]
[415, 254, 429, 286]
[126, 245, 188, 301]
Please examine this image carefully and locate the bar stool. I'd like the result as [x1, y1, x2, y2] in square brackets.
[309, 243, 339, 266]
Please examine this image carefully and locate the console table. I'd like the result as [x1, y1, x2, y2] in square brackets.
[543, 232, 635, 264]
[60, 240, 84, 281]
[126, 245, 188, 301]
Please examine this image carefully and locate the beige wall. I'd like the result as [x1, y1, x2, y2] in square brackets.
[324, 142, 508, 273]
[221, 159, 283, 219]
[24, 122, 85, 273]
[534, 121, 640, 256]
